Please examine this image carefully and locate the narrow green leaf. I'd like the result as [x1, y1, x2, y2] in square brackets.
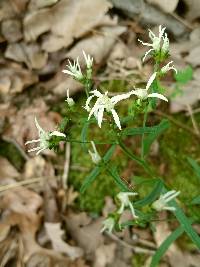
[107, 167, 130, 191]
[170, 199, 200, 249]
[80, 166, 100, 193]
[191, 195, 200, 205]
[150, 226, 184, 267]
[187, 157, 200, 181]
[143, 119, 170, 156]
[80, 145, 116, 193]
[134, 180, 163, 208]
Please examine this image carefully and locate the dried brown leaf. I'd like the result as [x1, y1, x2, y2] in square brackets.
[24, 0, 112, 52]
[45, 222, 84, 259]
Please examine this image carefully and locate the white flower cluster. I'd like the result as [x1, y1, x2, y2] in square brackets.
[25, 117, 66, 155]
[152, 190, 180, 212]
[138, 25, 169, 62]
[101, 191, 138, 233]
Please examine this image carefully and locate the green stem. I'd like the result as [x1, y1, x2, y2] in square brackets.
[67, 139, 116, 145]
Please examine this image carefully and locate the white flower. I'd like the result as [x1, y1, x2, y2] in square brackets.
[138, 25, 169, 61]
[85, 89, 133, 130]
[117, 192, 138, 219]
[88, 141, 101, 164]
[25, 117, 66, 155]
[65, 89, 75, 106]
[131, 72, 168, 102]
[101, 217, 115, 233]
[161, 61, 177, 74]
[62, 57, 83, 80]
[83, 50, 93, 69]
[152, 190, 180, 212]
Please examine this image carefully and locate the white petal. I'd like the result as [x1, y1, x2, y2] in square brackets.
[25, 139, 40, 145]
[165, 191, 180, 202]
[129, 203, 138, 219]
[88, 101, 99, 120]
[36, 147, 46, 155]
[85, 95, 95, 111]
[138, 39, 153, 47]
[34, 117, 45, 133]
[50, 131, 66, 137]
[97, 107, 104, 128]
[142, 48, 154, 62]
[146, 72, 157, 91]
[90, 89, 102, 98]
[147, 93, 168, 102]
[111, 92, 132, 105]
[28, 147, 41, 152]
[163, 206, 176, 211]
[111, 109, 121, 130]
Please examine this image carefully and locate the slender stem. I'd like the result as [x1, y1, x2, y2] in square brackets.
[67, 139, 116, 145]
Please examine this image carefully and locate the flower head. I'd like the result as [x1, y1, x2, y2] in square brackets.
[88, 141, 101, 164]
[152, 190, 180, 212]
[62, 57, 83, 80]
[25, 117, 66, 155]
[161, 61, 177, 74]
[85, 89, 133, 130]
[65, 89, 75, 107]
[101, 217, 115, 234]
[117, 192, 138, 219]
[138, 25, 169, 61]
[131, 72, 168, 102]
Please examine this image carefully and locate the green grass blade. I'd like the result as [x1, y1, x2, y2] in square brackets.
[187, 157, 200, 181]
[150, 226, 184, 267]
[169, 199, 200, 249]
[134, 180, 163, 208]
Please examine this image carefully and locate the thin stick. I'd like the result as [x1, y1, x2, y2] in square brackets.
[62, 142, 71, 189]
[107, 232, 155, 255]
[186, 104, 200, 136]
[0, 176, 55, 193]
[3, 137, 29, 161]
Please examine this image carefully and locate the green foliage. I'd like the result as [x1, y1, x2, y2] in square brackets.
[174, 66, 193, 84]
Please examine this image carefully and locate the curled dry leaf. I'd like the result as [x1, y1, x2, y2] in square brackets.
[45, 222, 83, 259]
[5, 42, 48, 69]
[24, 0, 112, 52]
[28, 0, 59, 11]
[1, 19, 22, 42]
[64, 212, 104, 255]
[0, 63, 38, 97]
[94, 243, 116, 267]
[4, 98, 62, 152]
[0, 0, 28, 21]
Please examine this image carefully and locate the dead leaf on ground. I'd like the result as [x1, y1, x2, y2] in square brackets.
[5, 42, 48, 69]
[147, 0, 179, 13]
[24, 0, 112, 52]
[94, 243, 116, 267]
[64, 212, 104, 255]
[45, 222, 83, 259]
[0, 63, 38, 97]
[0, 156, 20, 180]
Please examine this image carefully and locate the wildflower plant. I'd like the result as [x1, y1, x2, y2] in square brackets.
[26, 29, 200, 266]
